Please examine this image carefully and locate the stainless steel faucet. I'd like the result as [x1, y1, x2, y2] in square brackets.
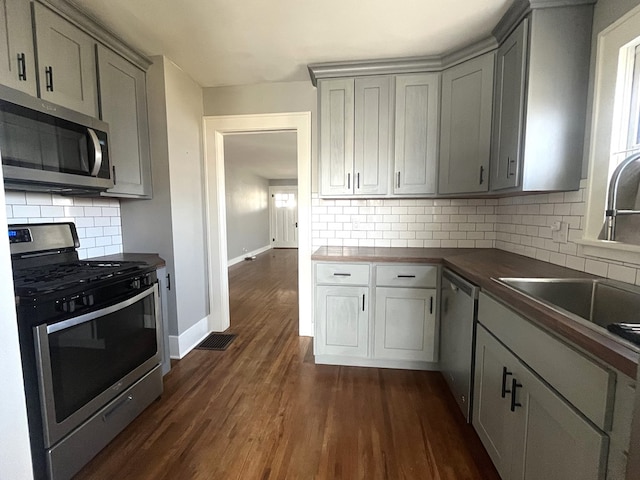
[604, 152, 640, 241]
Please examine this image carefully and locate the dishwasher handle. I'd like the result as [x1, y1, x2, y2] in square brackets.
[442, 268, 479, 299]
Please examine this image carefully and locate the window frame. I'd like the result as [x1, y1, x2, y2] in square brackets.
[581, 3, 640, 264]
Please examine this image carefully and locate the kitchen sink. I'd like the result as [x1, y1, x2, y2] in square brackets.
[497, 277, 640, 345]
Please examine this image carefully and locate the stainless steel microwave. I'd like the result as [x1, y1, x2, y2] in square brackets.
[0, 84, 113, 194]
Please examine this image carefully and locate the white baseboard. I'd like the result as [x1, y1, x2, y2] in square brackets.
[227, 244, 271, 267]
[168, 316, 210, 359]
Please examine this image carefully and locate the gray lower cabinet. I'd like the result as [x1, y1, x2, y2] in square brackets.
[316, 285, 369, 357]
[314, 262, 370, 358]
[374, 287, 437, 361]
[97, 45, 152, 198]
[319, 76, 390, 196]
[32, 2, 98, 117]
[0, 0, 37, 96]
[439, 52, 494, 194]
[474, 324, 607, 480]
[313, 262, 439, 369]
[394, 73, 440, 195]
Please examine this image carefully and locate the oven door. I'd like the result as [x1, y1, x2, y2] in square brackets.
[34, 284, 161, 448]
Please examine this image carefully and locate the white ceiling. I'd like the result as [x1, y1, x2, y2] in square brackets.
[224, 132, 297, 180]
[71, 0, 513, 88]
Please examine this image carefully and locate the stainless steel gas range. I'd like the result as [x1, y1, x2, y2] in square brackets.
[10, 222, 163, 480]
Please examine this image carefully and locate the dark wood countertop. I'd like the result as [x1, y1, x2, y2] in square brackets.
[88, 252, 166, 269]
[312, 246, 640, 378]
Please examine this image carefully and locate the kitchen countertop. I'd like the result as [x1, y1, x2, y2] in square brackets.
[88, 252, 166, 269]
[312, 246, 639, 378]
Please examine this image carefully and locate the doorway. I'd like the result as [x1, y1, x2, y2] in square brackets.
[203, 112, 312, 337]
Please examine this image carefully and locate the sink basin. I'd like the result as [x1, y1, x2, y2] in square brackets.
[497, 277, 640, 336]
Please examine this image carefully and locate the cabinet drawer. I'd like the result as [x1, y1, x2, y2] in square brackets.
[478, 292, 614, 430]
[316, 263, 370, 285]
[376, 265, 437, 288]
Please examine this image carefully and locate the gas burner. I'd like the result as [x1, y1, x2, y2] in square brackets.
[13, 260, 148, 296]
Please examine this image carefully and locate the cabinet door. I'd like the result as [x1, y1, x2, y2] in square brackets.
[0, 0, 36, 95]
[374, 287, 437, 362]
[510, 357, 607, 480]
[394, 73, 440, 195]
[315, 285, 368, 357]
[354, 76, 390, 195]
[319, 78, 354, 196]
[439, 53, 494, 194]
[473, 325, 518, 479]
[490, 19, 528, 191]
[33, 3, 98, 117]
[97, 45, 152, 198]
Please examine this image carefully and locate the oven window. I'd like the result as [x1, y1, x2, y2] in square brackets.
[47, 292, 157, 422]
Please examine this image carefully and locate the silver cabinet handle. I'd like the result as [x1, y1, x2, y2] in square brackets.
[333, 273, 351, 277]
[347, 173, 351, 189]
[88, 128, 103, 177]
[397, 172, 401, 188]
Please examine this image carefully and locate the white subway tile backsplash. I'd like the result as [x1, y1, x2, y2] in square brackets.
[6, 192, 123, 259]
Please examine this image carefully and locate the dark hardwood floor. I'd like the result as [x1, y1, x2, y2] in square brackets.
[75, 248, 499, 479]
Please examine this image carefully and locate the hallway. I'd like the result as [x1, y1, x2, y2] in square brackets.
[76, 249, 498, 479]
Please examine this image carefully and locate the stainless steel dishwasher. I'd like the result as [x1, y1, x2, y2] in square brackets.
[440, 268, 479, 422]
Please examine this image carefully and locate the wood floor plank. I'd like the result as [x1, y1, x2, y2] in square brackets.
[75, 248, 499, 479]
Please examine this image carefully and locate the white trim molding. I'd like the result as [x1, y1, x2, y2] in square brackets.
[227, 245, 272, 267]
[203, 112, 313, 337]
[168, 316, 210, 359]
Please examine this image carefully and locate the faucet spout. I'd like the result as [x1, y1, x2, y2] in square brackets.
[605, 152, 640, 241]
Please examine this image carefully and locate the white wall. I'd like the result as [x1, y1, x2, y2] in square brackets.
[224, 157, 270, 260]
[121, 56, 209, 344]
[203, 81, 318, 190]
[5, 191, 123, 258]
[0, 167, 34, 479]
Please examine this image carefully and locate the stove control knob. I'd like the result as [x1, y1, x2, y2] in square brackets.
[142, 275, 152, 287]
[62, 299, 76, 313]
[130, 278, 141, 290]
[81, 294, 94, 307]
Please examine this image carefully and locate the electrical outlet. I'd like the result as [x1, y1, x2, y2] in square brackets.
[551, 221, 568, 243]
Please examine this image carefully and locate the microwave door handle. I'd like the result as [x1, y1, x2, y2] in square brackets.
[87, 128, 103, 177]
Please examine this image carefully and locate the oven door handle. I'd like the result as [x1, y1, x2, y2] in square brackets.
[47, 285, 156, 334]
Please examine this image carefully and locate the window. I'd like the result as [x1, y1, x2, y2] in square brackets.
[582, 4, 640, 263]
[274, 193, 296, 209]
[602, 38, 640, 245]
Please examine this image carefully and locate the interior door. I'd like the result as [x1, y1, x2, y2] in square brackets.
[270, 187, 298, 248]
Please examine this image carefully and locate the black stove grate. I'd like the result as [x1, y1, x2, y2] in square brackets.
[13, 261, 147, 296]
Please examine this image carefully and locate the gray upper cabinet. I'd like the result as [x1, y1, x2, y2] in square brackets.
[394, 73, 440, 195]
[319, 78, 354, 196]
[354, 76, 390, 196]
[33, 2, 98, 117]
[439, 52, 495, 195]
[0, 0, 37, 96]
[319, 76, 390, 196]
[97, 45, 152, 198]
[490, 20, 527, 191]
[490, 1, 594, 193]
